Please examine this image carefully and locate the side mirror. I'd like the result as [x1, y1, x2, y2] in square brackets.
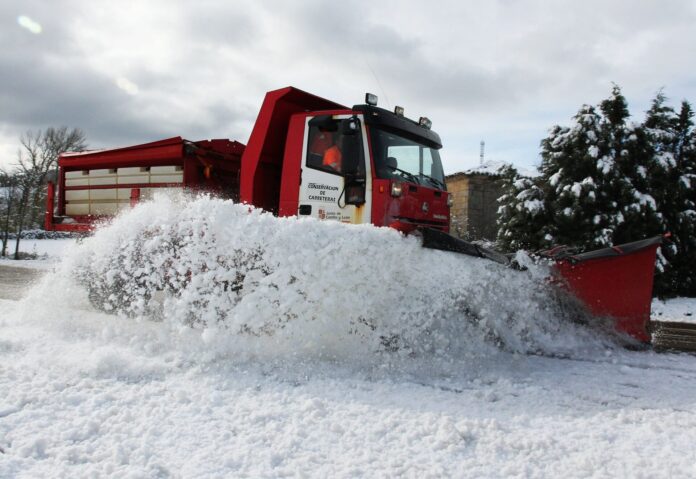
[340, 117, 359, 136]
[340, 117, 362, 175]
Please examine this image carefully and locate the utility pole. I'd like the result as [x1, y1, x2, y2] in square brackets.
[480, 140, 485, 166]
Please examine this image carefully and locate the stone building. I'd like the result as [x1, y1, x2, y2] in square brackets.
[446, 161, 506, 241]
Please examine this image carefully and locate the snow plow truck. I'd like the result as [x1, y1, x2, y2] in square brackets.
[45, 86, 677, 348]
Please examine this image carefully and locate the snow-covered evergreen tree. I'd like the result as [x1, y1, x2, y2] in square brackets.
[599, 86, 662, 246]
[538, 104, 609, 248]
[496, 165, 547, 251]
[672, 102, 696, 296]
[644, 96, 696, 295]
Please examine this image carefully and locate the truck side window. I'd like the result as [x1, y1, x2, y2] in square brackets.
[306, 118, 364, 177]
[307, 124, 341, 174]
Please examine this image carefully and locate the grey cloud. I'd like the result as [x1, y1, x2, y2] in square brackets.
[260, 1, 538, 112]
[0, 49, 166, 144]
[0, 0, 580, 153]
[1, 0, 695, 171]
[0, 4, 256, 149]
[183, 4, 258, 46]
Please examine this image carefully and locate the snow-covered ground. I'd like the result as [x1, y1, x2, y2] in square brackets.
[0, 239, 75, 270]
[653, 297, 696, 324]
[1, 194, 696, 477]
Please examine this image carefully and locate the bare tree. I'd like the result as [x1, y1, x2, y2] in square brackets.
[0, 168, 20, 257]
[13, 127, 87, 259]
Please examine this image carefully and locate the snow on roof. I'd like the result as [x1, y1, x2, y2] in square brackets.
[447, 160, 540, 179]
[465, 160, 510, 176]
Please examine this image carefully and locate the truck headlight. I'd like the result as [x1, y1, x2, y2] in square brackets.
[391, 182, 402, 197]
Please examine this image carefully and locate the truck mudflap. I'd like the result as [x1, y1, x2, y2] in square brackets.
[421, 228, 662, 343]
[544, 236, 663, 342]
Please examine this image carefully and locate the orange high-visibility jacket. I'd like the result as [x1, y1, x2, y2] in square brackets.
[322, 145, 342, 171]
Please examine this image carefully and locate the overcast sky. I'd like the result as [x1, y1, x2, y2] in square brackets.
[2, 0, 696, 174]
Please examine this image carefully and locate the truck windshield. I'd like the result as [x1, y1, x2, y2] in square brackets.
[369, 126, 446, 190]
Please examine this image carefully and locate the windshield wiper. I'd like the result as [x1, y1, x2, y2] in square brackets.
[419, 173, 446, 190]
[388, 166, 419, 184]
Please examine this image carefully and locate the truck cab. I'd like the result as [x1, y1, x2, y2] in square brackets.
[242, 87, 452, 233]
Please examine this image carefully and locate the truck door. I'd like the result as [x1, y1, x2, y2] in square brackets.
[298, 114, 372, 224]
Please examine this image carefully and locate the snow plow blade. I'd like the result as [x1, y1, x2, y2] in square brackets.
[422, 228, 662, 343]
[420, 227, 511, 266]
[546, 236, 662, 343]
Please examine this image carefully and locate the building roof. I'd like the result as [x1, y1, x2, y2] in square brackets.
[446, 160, 540, 179]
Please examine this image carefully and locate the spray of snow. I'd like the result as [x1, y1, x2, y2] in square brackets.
[20, 193, 615, 372]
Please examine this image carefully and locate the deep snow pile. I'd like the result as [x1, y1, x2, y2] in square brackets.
[24, 192, 612, 367]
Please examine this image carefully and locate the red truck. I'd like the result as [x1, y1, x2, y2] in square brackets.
[45, 86, 663, 344]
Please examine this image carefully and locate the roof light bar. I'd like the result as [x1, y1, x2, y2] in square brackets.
[365, 93, 378, 106]
[419, 116, 432, 130]
[394, 106, 404, 117]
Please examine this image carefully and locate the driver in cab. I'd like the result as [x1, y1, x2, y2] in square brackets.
[322, 136, 342, 172]
[308, 126, 343, 173]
